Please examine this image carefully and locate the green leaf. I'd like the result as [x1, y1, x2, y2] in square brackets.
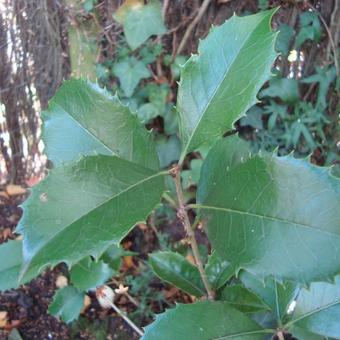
[113, 57, 150, 97]
[48, 286, 84, 323]
[295, 11, 321, 47]
[142, 301, 270, 339]
[177, 10, 277, 162]
[114, 0, 166, 50]
[288, 326, 324, 340]
[17, 155, 166, 279]
[196, 136, 340, 284]
[181, 159, 203, 189]
[149, 251, 205, 297]
[240, 271, 298, 324]
[218, 285, 270, 314]
[156, 136, 181, 169]
[287, 276, 340, 338]
[260, 78, 300, 103]
[43, 79, 159, 170]
[101, 245, 136, 272]
[0, 240, 37, 291]
[70, 257, 114, 291]
[205, 251, 233, 290]
[275, 24, 294, 56]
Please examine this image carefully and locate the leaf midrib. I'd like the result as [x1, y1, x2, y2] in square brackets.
[192, 204, 339, 237]
[27, 170, 167, 265]
[54, 103, 115, 156]
[179, 13, 269, 161]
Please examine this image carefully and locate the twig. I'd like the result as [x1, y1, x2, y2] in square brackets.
[104, 297, 144, 336]
[162, 0, 170, 21]
[306, 1, 339, 76]
[171, 166, 215, 300]
[176, 0, 212, 56]
[111, 278, 140, 307]
[277, 331, 285, 340]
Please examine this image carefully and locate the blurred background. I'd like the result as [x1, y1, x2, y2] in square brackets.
[0, 0, 339, 338]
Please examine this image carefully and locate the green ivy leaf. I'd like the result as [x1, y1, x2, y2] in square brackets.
[113, 0, 166, 50]
[43, 79, 159, 170]
[240, 271, 298, 324]
[287, 276, 340, 338]
[295, 11, 321, 47]
[196, 136, 340, 284]
[142, 301, 270, 339]
[205, 251, 233, 290]
[149, 251, 205, 297]
[177, 10, 277, 162]
[260, 78, 300, 103]
[218, 285, 270, 314]
[70, 257, 114, 291]
[17, 155, 166, 279]
[48, 286, 84, 323]
[101, 245, 136, 272]
[113, 57, 150, 97]
[275, 24, 294, 56]
[0, 240, 37, 291]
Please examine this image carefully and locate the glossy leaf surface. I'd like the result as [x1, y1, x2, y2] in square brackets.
[288, 276, 340, 338]
[142, 301, 269, 340]
[43, 79, 158, 169]
[197, 136, 340, 284]
[149, 251, 205, 297]
[205, 251, 233, 290]
[70, 257, 114, 291]
[240, 271, 298, 323]
[218, 285, 269, 314]
[17, 155, 165, 278]
[48, 286, 84, 323]
[177, 10, 277, 161]
[0, 240, 37, 291]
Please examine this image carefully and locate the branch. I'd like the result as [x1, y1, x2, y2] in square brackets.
[171, 166, 215, 300]
[176, 0, 212, 56]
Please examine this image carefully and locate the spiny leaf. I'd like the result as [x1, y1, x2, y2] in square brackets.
[196, 136, 340, 284]
[17, 155, 166, 279]
[177, 10, 277, 162]
[149, 251, 205, 297]
[240, 271, 298, 324]
[43, 79, 159, 170]
[48, 286, 84, 323]
[142, 301, 270, 340]
[0, 240, 38, 291]
[218, 285, 270, 314]
[205, 251, 233, 290]
[287, 276, 340, 338]
[70, 257, 114, 291]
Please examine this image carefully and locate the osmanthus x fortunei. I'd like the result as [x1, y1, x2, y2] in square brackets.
[0, 8, 339, 339]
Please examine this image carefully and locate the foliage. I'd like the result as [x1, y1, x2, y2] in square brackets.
[1, 5, 339, 340]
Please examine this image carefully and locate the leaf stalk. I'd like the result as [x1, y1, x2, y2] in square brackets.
[171, 165, 215, 300]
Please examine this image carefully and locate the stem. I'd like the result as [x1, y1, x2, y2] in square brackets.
[276, 331, 285, 340]
[172, 166, 215, 300]
[107, 299, 144, 337]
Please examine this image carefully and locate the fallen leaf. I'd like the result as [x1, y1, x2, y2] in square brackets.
[0, 311, 8, 328]
[81, 295, 91, 313]
[55, 275, 68, 288]
[6, 185, 26, 196]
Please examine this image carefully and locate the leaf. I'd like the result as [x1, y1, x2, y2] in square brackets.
[17, 155, 166, 279]
[196, 135, 340, 284]
[240, 271, 298, 324]
[205, 251, 233, 290]
[43, 79, 159, 170]
[101, 245, 137, 272]
[142, 301, 270, 340]
[156, 136, 181, 169]
[70, 257, 114, 291]
[114, 0, 166, 50]
[295, 11, 321, 47]
[177, 10, 277, 162]
[48, 286, 84, 323]
[149, 251, 205, 297]
[218, 285, 270, 314]
[113, 57, 150, 97]
[275, 24, 294, 56]
[0, 240, 38, 291]
[287, 276, 340, 338]
[260, 78, 300, 103]
[288, 326, 324, 340]
[181, 159, 203, 189]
